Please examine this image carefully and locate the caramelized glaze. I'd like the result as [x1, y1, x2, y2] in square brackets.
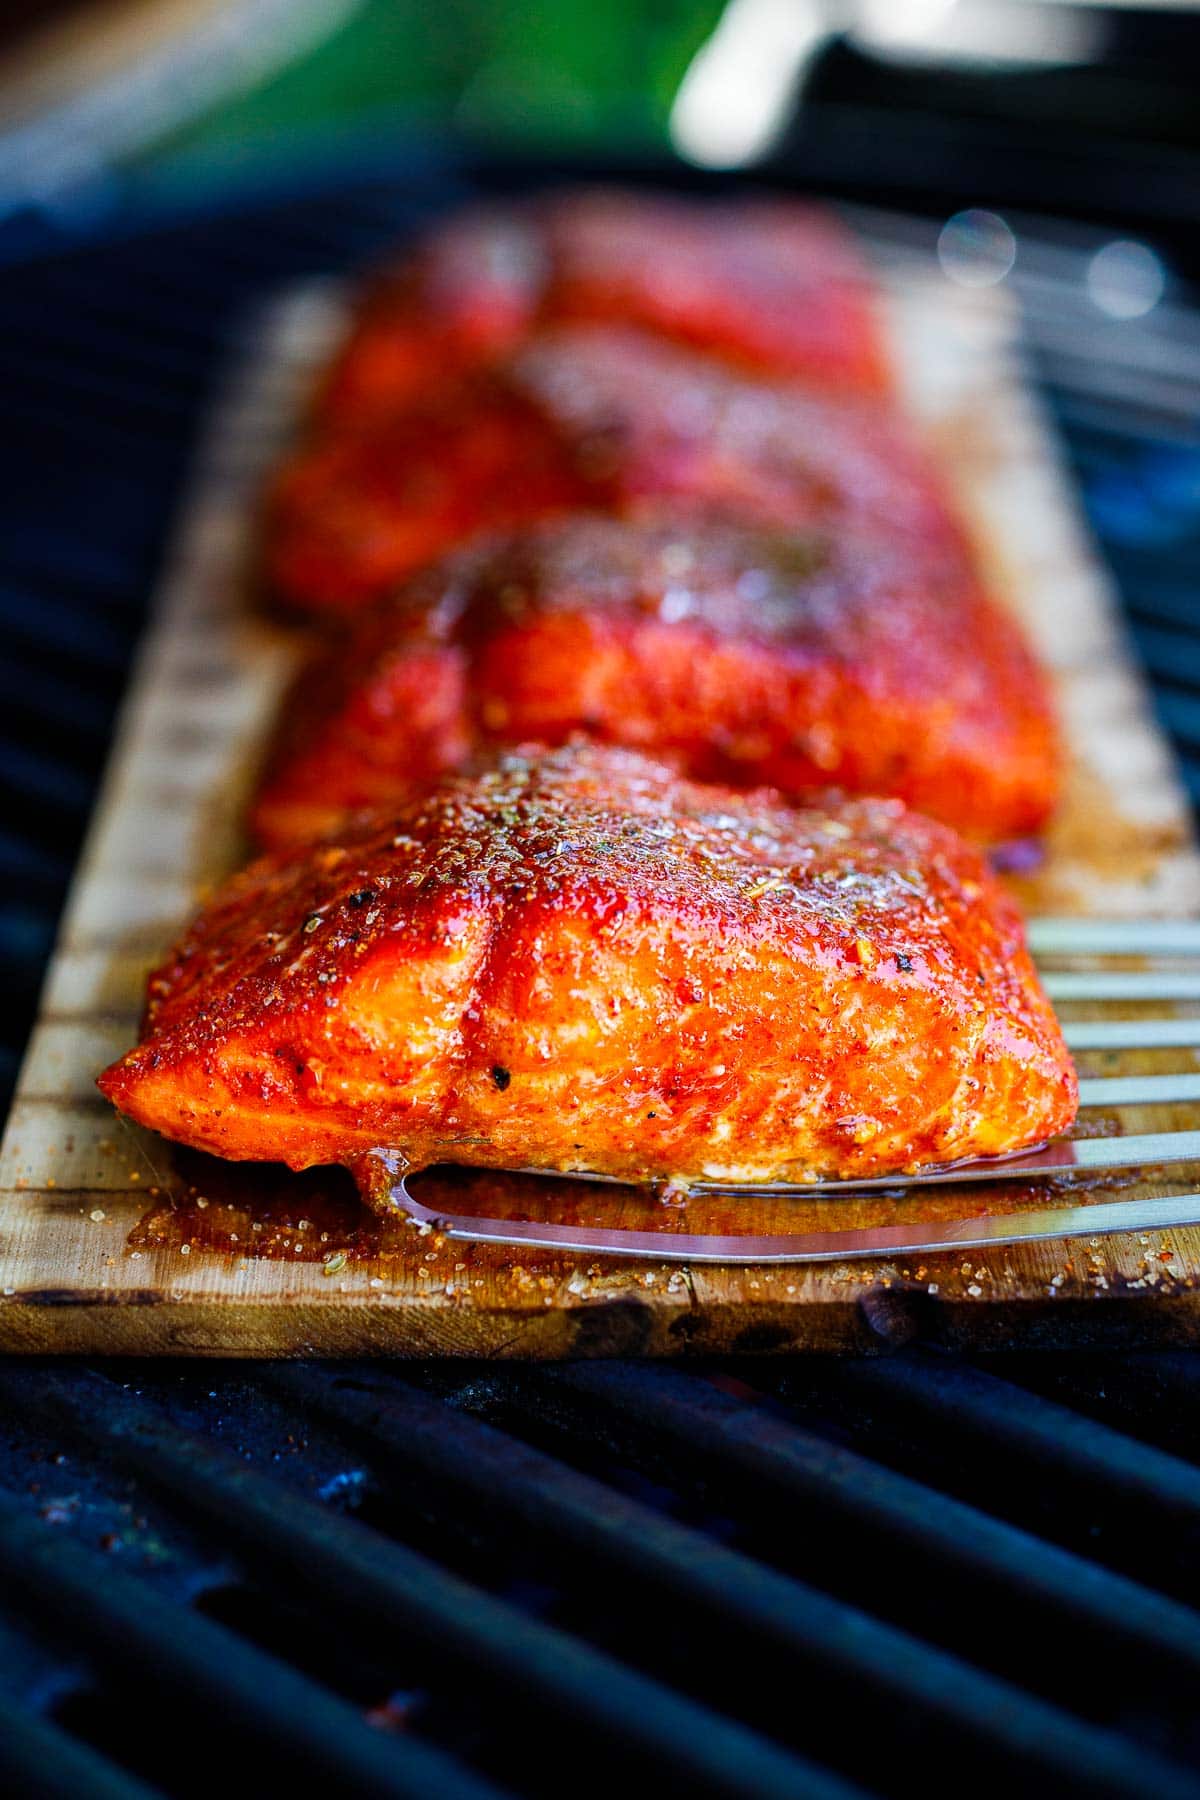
[318, 188, 889, 426]
[266, 326, 965, 617]
[254, 514, 1060, 848]
[101, 744, 1077, 1197]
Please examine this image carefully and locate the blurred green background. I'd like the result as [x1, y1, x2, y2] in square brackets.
[136, 1, 722, 179]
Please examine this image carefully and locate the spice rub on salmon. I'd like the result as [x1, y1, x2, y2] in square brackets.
[252, 515, 1060, 851]
[266, 326, 964, 617]
[100, 744, 1077, 1193]
[317, 188, 889, 427]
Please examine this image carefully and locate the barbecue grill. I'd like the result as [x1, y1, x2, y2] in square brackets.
[3, 155, 1200, 1797]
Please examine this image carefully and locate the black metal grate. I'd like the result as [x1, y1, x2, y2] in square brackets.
[7, 1356, 1200, 1797]
[4, 160, 1200, 1798]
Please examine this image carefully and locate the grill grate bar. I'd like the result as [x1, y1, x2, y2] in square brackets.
[765, 1352, 1200, 1595]
[1043, 972, 1200, 1000]
[1076, 1074, 1200, 1104]
[0, 1685, 164, 1800]
[527, 1364, 1200, 1698]
[991, 1353, 1200, 1464]
[0, 1479, 506, 1800]
[1029, 919, 1200, 955]
[261, 1362, 1184, 1796]
[0, 1366, 854, 1800]
[1063, 1019, 1200, 1049]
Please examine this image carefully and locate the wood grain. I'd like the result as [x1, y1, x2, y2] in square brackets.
[4, 269, 1200, 1356]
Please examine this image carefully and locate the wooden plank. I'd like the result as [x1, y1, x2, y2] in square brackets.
[3, 268, 1200, 1356]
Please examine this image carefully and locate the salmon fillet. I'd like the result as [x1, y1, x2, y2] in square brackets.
[100, 744, 1077, 1194]
[266, 326, 965, 617]
[253, 515, 1060, 849]
[318, 189, 889, 426]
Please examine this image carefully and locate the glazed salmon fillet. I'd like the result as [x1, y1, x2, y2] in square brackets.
[253, 516, 1059, 850]
[317, 189, 889, 427]
[267, 326, 964, 618]
[100, 745, 1077, 1193]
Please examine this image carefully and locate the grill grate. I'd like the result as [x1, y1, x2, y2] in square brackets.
[6, 1356, 1200, 1797]
[4, 162, 1200, 1796]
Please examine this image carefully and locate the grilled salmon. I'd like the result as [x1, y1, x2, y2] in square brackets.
[100, 744, 1077, 1194]
[253, 515, 1059, 849]
[267, 326, 964, 618]
[318, 188, 889, 427]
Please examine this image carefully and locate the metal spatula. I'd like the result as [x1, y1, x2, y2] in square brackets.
[379, 918, 1200, 1262]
